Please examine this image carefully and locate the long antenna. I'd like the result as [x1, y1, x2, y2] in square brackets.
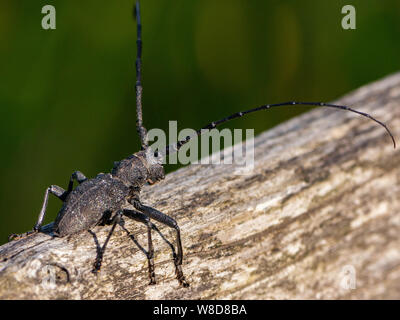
[163, 101, 396, 156]
[135, 0, 148, 150]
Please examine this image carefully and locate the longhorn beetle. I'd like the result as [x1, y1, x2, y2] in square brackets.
[9, 1, 396, 287]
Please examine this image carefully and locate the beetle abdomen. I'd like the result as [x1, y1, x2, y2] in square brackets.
[54, 173, 129, 237]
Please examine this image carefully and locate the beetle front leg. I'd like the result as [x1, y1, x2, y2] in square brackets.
[123, 209, 157, 285]
[131, 200, 189, 287]
[8, 185, 68, 241]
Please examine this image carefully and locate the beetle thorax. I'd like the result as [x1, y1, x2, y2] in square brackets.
[111, 150, 165, 187]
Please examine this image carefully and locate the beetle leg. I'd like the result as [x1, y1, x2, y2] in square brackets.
[8, 185, 67, 241]
[131, 201, 189, 287]
[10, 170, 87, 242]
[122, 209, 157, 284]
[67, 171, 87, 192]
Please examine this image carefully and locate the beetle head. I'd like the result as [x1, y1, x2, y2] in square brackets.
[145, 148, 165, 185]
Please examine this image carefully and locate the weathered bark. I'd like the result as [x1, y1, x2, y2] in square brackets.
[1, 73, 400, 300]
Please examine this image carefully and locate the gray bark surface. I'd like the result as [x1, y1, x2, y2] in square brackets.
[1, 73, 400, 299]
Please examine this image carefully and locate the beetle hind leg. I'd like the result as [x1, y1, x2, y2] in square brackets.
[8, 185, 67, 241]
[9, 170, 87, 242]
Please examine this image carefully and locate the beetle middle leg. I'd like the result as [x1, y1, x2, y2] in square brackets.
[91, 209, 157, 284]
[131, 200, 189, 287]
[92, 210, 123, 273]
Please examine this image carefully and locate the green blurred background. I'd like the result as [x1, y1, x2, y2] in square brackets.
[0, 0, 399, 244]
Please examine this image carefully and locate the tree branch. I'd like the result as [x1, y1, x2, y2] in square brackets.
[1, 73, 400, 299]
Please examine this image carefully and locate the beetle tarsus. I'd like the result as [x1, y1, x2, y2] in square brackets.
[173, 254, 189, 287]
[92, 260, 102, 274]
[8, 230, 37, 242]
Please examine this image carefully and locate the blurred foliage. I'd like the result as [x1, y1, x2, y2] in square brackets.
[0, 0, 399, 243]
